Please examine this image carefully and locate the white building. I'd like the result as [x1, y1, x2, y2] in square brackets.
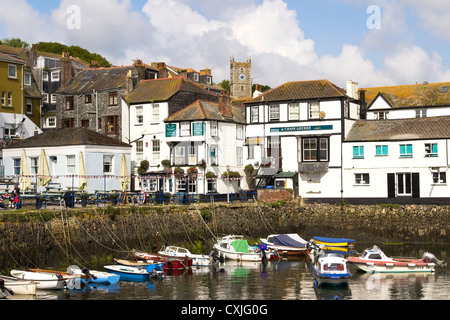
[343, 81, 450, 203]
[124, 77, 219, 192]
[2, 127, 131, 193]
[162, 96, 246, 195]
[243, 80, 361, 200]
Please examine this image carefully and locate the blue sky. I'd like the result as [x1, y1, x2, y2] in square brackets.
[1, 0, 449, 89]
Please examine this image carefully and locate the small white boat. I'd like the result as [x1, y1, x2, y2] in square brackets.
[158, 246, 212, 267]
[347, 245, 447, 273]
[104, 263, 164, 282]
[10, 270, 68, 290]
[67, 266, 120, 284]
[312, 252, 351, 287]
[213, 235, 263, 262]
[1, 276, 37, 296]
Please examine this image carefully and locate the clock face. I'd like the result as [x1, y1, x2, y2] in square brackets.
[239, 73, 246, 81]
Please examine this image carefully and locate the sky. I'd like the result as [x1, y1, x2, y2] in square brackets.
[1, 0, 450, 89]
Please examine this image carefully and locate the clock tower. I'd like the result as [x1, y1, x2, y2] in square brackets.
[230, 57, 252, 99]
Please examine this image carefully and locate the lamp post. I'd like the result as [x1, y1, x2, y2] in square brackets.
[226, 165, 230, 203]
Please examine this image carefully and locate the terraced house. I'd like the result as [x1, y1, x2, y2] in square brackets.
[243, 79, 361, 200]
[344, 82, 450, 204]
[55, 60, 157, 140]
[163, 94, 246, 195]
[0, 52, 42, 144]
[125, 76, 220, 192]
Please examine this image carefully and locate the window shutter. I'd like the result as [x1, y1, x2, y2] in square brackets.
[387, 173, 395, 198]
[407, 144, 412, 155]
[412, 173, 420, 198]
[432, 144, 438, 154]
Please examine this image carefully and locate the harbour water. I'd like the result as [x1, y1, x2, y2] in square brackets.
[20, 243, 450, 301]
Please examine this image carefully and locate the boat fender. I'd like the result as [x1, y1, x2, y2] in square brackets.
[167, 260, 173, 269]
[0, 279, 14, 296]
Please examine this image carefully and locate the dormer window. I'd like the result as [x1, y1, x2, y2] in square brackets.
[51, 71, 60, 82]
[193, 73, 199, 82]
[374, 111, 389, 120]
[415, 109, 427, 118]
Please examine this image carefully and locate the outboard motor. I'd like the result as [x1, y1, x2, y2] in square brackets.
[82, 268, 97, 280]
[210, 251, 224, 263]
[0, 279, 14, 296]
[422, 252, 447, 268]
[259, 244, 268, 262]
[149, 269, 164, 280]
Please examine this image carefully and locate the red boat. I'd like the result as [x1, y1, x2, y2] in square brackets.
[132, 249, 193, 270]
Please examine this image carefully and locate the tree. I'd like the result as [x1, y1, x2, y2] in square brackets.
[218, 79, 230, 92]
[253, 84, 271, 92]
[1, 37, 30, 49]
[35, 42, 111, 67]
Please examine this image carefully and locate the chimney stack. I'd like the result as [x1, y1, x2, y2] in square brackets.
[218, 93, 232, 118]
[60, 52, 73, 88]
[126, 70, 134, 94]
[346, 80, 359, 99]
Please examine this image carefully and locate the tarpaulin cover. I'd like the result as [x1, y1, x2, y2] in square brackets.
[273, 234, 307, 248]
[313, 236, 355, 244]
[231, 240, 250, 253]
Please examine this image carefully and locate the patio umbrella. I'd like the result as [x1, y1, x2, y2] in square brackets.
[79, 151, 87, 192]
[38, 149, 51, 188]
[19, 149, 32, 191]
[119, 154, 129, 192]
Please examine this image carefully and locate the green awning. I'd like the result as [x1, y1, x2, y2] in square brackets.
[274, 172, 298, 179]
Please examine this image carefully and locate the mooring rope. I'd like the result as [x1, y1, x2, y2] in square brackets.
[94, 208, 130, 252]
[70, 212, 130, 254]
[193, 203, 216, 239]
[0, 226, 36, 269]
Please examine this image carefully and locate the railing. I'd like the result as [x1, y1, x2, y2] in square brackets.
[4, 190, 258, 210]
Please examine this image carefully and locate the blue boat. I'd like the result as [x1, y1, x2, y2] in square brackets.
[312, 236, 356, 247]
[312, 253, 351, 287]
[104, 263, 164, 282]
[68, 267, 120, 284]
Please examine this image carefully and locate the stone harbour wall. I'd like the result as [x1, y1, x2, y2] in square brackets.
[0, 202, 449, 270]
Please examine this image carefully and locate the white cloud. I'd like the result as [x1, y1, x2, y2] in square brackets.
[0, 0, 50, 43]
[315, 44, 395, 87]
[229, 0, 316, 65]
[384, 44, 449, 85]
[0, 0, 449, 89]
[49, 0, 151, 64]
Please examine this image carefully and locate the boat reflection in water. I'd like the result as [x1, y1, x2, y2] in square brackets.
[350, 271, 435, 300]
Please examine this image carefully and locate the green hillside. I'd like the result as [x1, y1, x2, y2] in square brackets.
[35, 42, 111, 67]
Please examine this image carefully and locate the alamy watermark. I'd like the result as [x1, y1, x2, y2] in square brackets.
[366, 5, 381, 30]
[66, 5, 81, 30]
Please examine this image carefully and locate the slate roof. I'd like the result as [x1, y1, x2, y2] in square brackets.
[362, 82, 450, 109]
[0, 51, 25, 65]
[245, 80, 347, 104]
[57, 65, 137, 94]
[127, 77, 216, 104]
[345, 116, 450, 142]
[4, 127, 131, 149]
[166, 100, 245, 124]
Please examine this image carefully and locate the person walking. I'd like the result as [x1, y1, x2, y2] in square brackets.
[11, 185, 20, 209]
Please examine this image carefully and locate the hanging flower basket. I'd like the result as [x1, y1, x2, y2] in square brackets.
[174, 167, 184, 175]
[187, 166, 198, 174]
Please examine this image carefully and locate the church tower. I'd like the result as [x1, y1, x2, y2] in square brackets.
[230, 57, 252, 99]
